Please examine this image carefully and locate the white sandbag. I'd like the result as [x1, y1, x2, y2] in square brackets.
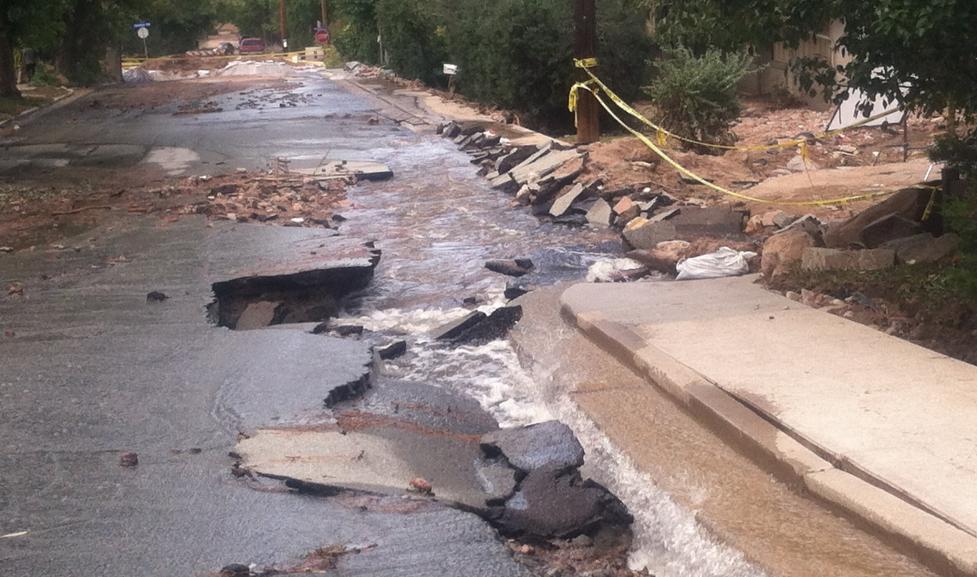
[675, 247, 757, 281]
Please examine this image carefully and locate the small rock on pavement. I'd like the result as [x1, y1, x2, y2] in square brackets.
[481, 421, 584, 473]
[761, 228, 816, 279]
[219, 563, 251, 577]
[377, 340, 407, 360]
[409, 477, 434, 494]
[119, 452, 139, 467]
[485, 258, 534, 277]
[146, 291, 168, 303]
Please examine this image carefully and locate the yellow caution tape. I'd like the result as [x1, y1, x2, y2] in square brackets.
[575, 64, 901, 154]
[570, 82, 904, 207]
[574, 58, 599, 69]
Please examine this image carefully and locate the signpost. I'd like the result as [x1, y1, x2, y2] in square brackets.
[443, 63, 458, 94]
[133, 21, 151, 60]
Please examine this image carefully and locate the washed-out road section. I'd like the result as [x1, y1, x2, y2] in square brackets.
[0, 216, 527, 577]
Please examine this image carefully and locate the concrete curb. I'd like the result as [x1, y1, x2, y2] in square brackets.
[0, 88, 79, 129]
[561, 298, 977, 577]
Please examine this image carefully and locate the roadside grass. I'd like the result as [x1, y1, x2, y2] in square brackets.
[777, 260, 977, 313]
[0, 96, 46, 118]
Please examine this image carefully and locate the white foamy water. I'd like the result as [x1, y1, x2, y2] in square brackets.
[335, 302, 765, 577]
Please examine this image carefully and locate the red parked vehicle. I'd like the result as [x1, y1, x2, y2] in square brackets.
[238, 38, 267, 54]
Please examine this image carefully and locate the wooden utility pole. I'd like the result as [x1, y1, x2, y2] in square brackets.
[574, 0, 599, 144]
[279, 0, 288, 52]
[321, 0, 328, 27]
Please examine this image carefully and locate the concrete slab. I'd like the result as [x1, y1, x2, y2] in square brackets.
[562, 277, 977, 575]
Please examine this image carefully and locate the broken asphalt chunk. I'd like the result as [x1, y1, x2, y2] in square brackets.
[485, 258, 533, 277]
[377, 340, 407, 360]
[480, 421, 584, 474]
[146, 291, 169, 303]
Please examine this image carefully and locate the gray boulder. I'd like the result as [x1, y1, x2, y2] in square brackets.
[493, 465, 633, 538]
[485, 259, 534, 277]
[481, 420, 584, 473]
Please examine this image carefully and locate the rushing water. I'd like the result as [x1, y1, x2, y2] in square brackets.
[332, 135, 766, 576]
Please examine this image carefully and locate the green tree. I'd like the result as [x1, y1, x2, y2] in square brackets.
[0, 0, 69, 97]
[122, 0, 220, 56]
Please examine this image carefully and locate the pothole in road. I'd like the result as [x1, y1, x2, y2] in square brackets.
[208, 249, 381, 330]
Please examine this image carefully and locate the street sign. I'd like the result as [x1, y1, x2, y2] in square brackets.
[315, 28, 330, 45]
[132, 21, 151, 30]
[137, 27, 149, 39]
[443, 63, 458, 76]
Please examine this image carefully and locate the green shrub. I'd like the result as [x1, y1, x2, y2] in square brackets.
[376, 0, 447, 85]
[30, 63, 59, 87]
[644, 47, 751, 151]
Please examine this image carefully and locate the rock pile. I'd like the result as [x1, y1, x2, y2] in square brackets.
[476, 421, 633, 538]
[759, 186, 960, 278]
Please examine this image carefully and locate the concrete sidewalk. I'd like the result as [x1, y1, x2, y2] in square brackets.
[562, 276, 977, 576]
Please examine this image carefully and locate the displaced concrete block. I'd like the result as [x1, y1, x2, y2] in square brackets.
[801, 247, 895, 272]
[860, 214, 924, 248]
[824, 187, 931, 248]
[549, 183, 588, 217]
[761, 228, 816, 279]
[883, 233, 961, 264]
[622, 207, 745, 250]
[586, 199, 613, 227]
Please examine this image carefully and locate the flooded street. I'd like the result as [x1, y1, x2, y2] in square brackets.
[0, 65, 950, 577]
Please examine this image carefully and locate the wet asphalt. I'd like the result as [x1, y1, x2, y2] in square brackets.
[0, 68, 534, 577]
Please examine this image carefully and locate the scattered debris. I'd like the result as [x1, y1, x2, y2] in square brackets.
[146, 291, 169, 303]
[485, 258, 534, 277]
[218, 563, 251, 577]
[432, 306, 524, 346]
[377, 340, 408, 360]
[675, 247, 757, 280]
[409, 477, 434, 494]
[119, 452, 139, 467]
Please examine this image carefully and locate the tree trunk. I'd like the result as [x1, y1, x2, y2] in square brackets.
[0, 14, 20, 98]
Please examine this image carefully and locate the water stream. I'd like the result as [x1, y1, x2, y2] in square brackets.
[333, 136, 765, 576]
